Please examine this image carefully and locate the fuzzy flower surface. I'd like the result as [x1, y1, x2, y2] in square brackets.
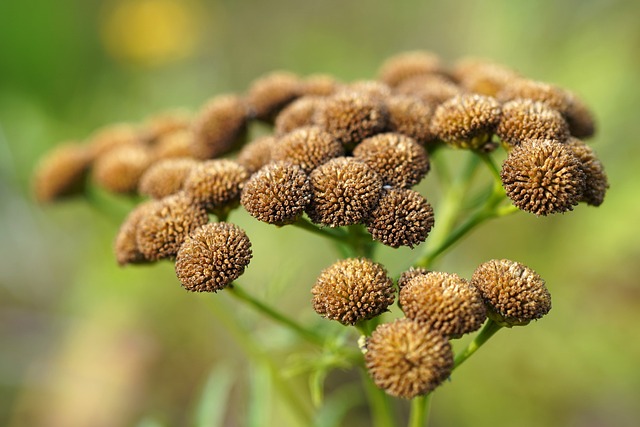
[191, 95, 248, 159]
[272, 126, 344, 174]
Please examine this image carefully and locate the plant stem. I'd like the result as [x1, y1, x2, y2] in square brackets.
[292, 217, 347, 242]
[361, 371, 397, 427]
[408, 394, 432, 427]
[453, 318, 503, 369]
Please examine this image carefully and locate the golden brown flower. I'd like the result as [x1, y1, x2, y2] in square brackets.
[88, 123, 142, 158]
[301, 74, 341, 97]
[246, 71, 302, 122]
[141, 110, 191, 143]
[345, 80, 392, 100]
[152, 129, 195, 160]
[384, 95, 436, 145]
[353, 133, 430, 188]
[397, 267, 430, 290]
[311, 258, 395, 325]
[241, 162, 311, 225]
[138, 158, 198, 199]
[113, 200, 159, 265]
[92, 144, 153, 194]
[564, 92, 596, 138]
[378, 50, 444, 87]
[565, 137, 608, 206]
[365, 319, 453, 399]
[274, 96, 323, 135]
[395, 74, 462, 107]
[33, 143, 91, 202]
[307, 157, 383, 227]
[175, 222, 252, 292]
[498, 78, 571, 113]
[235, 136, 275, 175]
[496, 99, 570, 147]
[136, 192, 209, 260]
[452, 58, 520, 96]
[471, 259, 551, 326]
[500, 139, 585, 215]
[183, 159, 248, 213]
[272, 126, 344, 174]
[191, 94, 249, 159]
[399, 272, 486, 338]
[365, 188, 434, 248]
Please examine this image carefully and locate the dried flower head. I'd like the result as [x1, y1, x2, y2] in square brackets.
[365, 319, 453, 399]
[497, 99, 570, 148]
[272, 126, 344, 173]
[142, 110, 191, 143]
[89, 123, 142, 158]
[431, 94, 502, 149]
[92, 144, 152, 194]
[397, 267, 430, 290]
[301, 74, 341, 97]
[395, 74, 462, 107]
[564, 92, 596, 138]
[345, 80, 392, 100]
[246, 71, 302, 122]
[114, 200, 159, 265]
[384, 95, 436, 145]
[241, 162, 311, 225]
[565, 137, 608, 206]
[378, 50, 444, 87]
[365, 188, 434, 248]
[353, 133, 430, 188]
[235, 136, 275, 175]
[183, 159, 249, 212]
[138, 158, 198, 199]
[33, 143, 91, 202]
[191, 95, 249, 159]
[311, 258, 395, 325]
[275, 96, 323, 135]
[471, 259, 551, 326]
[452, 58, 520, 96]
[307, 157, 382, 227]
[152, 129, 195, 160]
[314, 91, 388, 150]
[136, 192, 209, 260]
[175, 222, 252, 292]
[498, 78, 571, 113]
[501, 139, 585, 215]
[399, 272, 486, 338]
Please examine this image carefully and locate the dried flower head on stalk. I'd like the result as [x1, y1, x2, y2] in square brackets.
[497, 99, 570, 148]
[33, 143, 92, 202]
[191, 95, 249, 159]
[138, 158, 198, 199]
[272, 126, 344, 174]
[183, 159, 248, 213]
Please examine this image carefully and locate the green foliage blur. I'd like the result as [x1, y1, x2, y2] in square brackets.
[1, 0, 639, 426]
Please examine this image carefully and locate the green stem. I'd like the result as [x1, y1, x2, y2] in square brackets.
[361, 371, 396, 427]
[292, 217, 347, 242]
[453, 319, 503, 369]
[408, 394, 432, 427]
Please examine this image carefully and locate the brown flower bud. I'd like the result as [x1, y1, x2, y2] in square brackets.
[246, 71, 302, 122]
[452, 58, 520, 96]
[397, 267, 430, 290]
[384, 95, 436, 145]
[307, 157, 382, 227]
[191, 95, 249, 159]
[311, 258, 395, 325]
[235, 136, 275, 175]
[365, 188, 434, 248]
[136, 192, 209, 260]
[353, 133, 429, 188]
[152, 129, 195, 160]
[365, 319, 453, 399]
[395, 73, 462, 107]
[399, 272, 486, 338]
[274, 96, 324, 135]
[498, 78, 571, 113]
[378, 50, 444, 87]
[496, 99, 570, 148]
[564, 92, 596, 139]
[114, 200, 159, 265]
[565, 137, 608, 206]
[272, 126, 344, 174]
[92, 144, 153, 194]
[431, 94, 502, 149]
[301, 74, 341, 97]
[471, 259, 551, 326]
[345, 80, 392, 100]
[183, 159, 248, 213]
[501, 139, 585, 215]
[33, 143, 91, 202]
[138, 158, 198, 199]
[141, 110, 191, 144]
[175, 222, 252, 292]
[88, 123, 142, 158]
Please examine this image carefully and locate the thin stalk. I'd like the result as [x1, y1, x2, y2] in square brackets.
[408, 394, 432, 427]
[361, 371, 396, 427]
[292, 217, 347, 242]
[453, 318, 503, 369]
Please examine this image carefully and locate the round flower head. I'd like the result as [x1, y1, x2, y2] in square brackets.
[501, 139, 586, 215]
[452, 58, 520, 96]
[378, 50, 444, 87]
[135, 192, 209, 261]
[274, 96, 323, 135]
[431, 94, 502, 149]
[345, 80, 392, 100]
[301, 74, 341, 97]
[311, 258, 395, 325]
[365, 188, 434, 248]
[191, 94, 249, 159]
[183, 159, 249, 213]
[397, 267, 430, 290]
[138, 158, 198, 199]
[241, 162, 311, 225]
[307, 157, 383, 227]
[399, 272, 486, 338]
[471, 259, 551, 326]
[33, 143, 91, 203]
[246, 71, 302, 122]
[498, 78, 571, 114]
[175, 222, 252, 292]
[141, 110, 191, 144]
[272, 126, 344, 174]
[114, 199, 160, 265]
[384, 95, 436, 145]
[353, 133, 430, 188]
[92, 144, 152, 194]
[152, 129, 195, 160]
[496, 99, 570, 148]
[565, 137, 608, 206]
[89, 123, 142, 158]
[236, 136, 275, 175]
[365, 319, 453, 399]
[314, 91, 388, 150]
[564, 92, 596, 139]
[395, 74, 462, 107]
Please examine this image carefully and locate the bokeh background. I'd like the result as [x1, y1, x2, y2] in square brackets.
[1, 0, 639, 426]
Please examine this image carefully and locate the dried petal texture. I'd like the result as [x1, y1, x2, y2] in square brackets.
[498, 79, 571, 113]
[564, 92, 596, 138]
[366, 188, 434, 248]
[397, 267, 430, 290]
[92, 144, 152, 194]
[353, 133, 430, 188]
[136, 193, 209, 260]
[452, 58, 520, 96]
[33, 143, 91, 202]
[275, 96, 323, 135]
[497, 99, 570, 147]
[183, 160, 249, 212]
[365, 319, 453, 399]
[395, 74, 462, 107]
[241, 162, 311, 225]
[501, 139, 585, 215]
[142, 110, 191, 143]
[385, 95, 436, 145]
[138, 158, 198, 199]
[471, 259, 551, 326]
[191, 95, 248, 159]
[246, 71, 302, 122]
[399, 272, 486, 338]
[89, 123, 142, 158]
[565, 138, 608, 206]
[175, 222, 252, 292]
[307, 157, 383, 227]
[114, 200, 159, 265]
[152, 129, 195, 160]
[301, 74, 341, 97]
[272, 126, 344, 174]
[431, 94, 502, 148]
[311, 258, 395, 325]
[315, 91, 388, 149]
[236, 136, 275, 175]
[378, 50, 444, 87]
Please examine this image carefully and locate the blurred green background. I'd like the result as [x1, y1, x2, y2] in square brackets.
[1, 0, 639, 426]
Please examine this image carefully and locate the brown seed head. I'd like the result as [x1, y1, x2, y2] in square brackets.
[307, 157, 383, 227]
[395, 74, 462, 107]
[564, 92, 596, 138]
[565, 137, 608, 206]
[497, 99, 570, 148]
[397, 267, 430, 290]
[272, 126, 345, 174]
[471, 259, 551, 326]
[301, 74, 341, 97]
[88, 123, 142, 158]
[152, 129, 195, 160]
[498, 78, 571, 113]
[275, 96, 324, 135]
[33, 143, 91, 203]
[501, 139, 585, 215]
[191, 94, 249, 159]
[311, 258, 395, 325]
[114, 200, 160, 265]
[246, 71, 302, 122]
[138, 158, 198, 199]
[365, 319, 453, 399]
[384, 95, 436, 145]
[399, 272, 486, 338]
[92, 144, 153, 194]
[452, 58, 520, 96]
[378, 50, 444, 87]
[236, 136, 275, 175]
[345, 80, 392, 100]
[141, 110, 191, 143]
[175, 222, 252, 292]
[183, 159, 249, 212]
